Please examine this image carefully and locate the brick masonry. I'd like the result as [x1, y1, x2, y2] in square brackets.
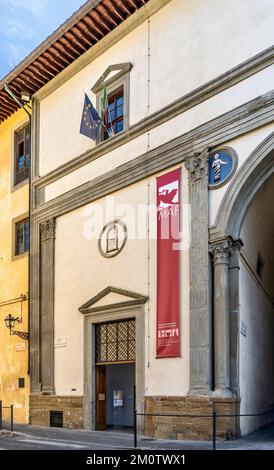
[145, 396, 241, 440]
[29, 395, 83, 429]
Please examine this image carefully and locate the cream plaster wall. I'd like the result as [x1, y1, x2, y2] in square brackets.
[209, 124, 274, 226]
[45, 68, 274, 203]
[54, 165, 190, 396]
[150, 0, 274, 114]
[39, 0, 274, 177]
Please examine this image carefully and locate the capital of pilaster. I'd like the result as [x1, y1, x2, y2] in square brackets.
[185, 148, 209, 182]
[209, 237, 233, 265]
[40, 218, 56, 242]
[233, 239, 244, 252]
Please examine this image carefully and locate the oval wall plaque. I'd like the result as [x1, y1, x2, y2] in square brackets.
[98, 220, 127, 258]
[208, 146, 238, 189]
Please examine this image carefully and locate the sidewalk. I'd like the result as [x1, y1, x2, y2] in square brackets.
[1, 421, 274, 450]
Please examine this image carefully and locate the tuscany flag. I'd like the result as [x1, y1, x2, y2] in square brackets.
[156, 168, 181, 358]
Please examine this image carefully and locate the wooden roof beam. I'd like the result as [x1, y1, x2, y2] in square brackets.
[1, 90, 20, 110]
[0, 100, 17, 114]
[36, 56, 59, 76]
[97, 3, 119, 27]
[126, 0, 138, 10]
[116, 1, 132, 16]
[58, 36, 82, 58]
[53, 41, 78, 61]
[77, 20, 100, 43]
[91, 10, 112, 32]
[1, 95, 18, 111]
[28, 63, 53, 81]
[20, 70, 46, 88]
[48, 46, 71, 66]
[86, 13, 108, 36]
[65, 32, 87, 53]
[40, 52, 64, 73]
[71, 25, 94, 48]
[0, 110, 10, 120]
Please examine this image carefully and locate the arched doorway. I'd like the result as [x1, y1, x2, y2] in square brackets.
[239, 172, 274, 434]
[210, 131, 274, 435]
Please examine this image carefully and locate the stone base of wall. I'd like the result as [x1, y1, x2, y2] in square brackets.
[29, 395, 83, 429]
[145, 396, 241, 441]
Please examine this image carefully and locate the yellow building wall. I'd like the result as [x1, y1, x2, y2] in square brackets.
[0, 109, 30, 424]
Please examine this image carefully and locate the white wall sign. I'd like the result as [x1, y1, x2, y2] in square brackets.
[240, 321, 247, 337]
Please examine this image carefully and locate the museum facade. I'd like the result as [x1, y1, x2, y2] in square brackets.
[1, 0, 273, 439]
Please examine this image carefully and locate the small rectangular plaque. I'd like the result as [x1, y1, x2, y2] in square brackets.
[54, 337, 67, 348]
[240, 321, 247, 337]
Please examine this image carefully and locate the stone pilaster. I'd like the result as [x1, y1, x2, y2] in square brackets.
[209, 237, 233, 395]
[40, 218, 56, 395]
[185, 149, 211, 394]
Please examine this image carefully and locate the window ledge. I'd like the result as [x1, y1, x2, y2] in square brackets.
[12, 252, 29, 262]
[11, 178, 29, 193]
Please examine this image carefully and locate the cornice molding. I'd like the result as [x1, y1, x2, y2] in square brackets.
[33, 46, 274, 191]
[32, 89, 274, 220]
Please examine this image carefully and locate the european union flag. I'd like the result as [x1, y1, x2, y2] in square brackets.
[80, 93, 102, 141]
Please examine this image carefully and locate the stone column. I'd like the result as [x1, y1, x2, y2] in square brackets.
[40, 218, 56, 395]
[209, 237, 233, 395]
[185, 149, 212, 394]
[229, 239, 243, 396]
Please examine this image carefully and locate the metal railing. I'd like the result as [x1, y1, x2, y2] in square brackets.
[133, 403, 274, 450]
[0, 401, 14, 433]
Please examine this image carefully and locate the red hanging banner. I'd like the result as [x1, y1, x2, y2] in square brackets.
[156, 168, 181, 358]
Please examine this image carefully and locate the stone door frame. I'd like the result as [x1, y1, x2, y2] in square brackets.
[83, 304, 145, 431]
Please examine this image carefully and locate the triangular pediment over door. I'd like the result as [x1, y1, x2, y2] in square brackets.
[78, 286, 148, 314]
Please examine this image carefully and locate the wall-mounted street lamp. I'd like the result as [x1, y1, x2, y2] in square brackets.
[1, 294, 29, 341]
[4, 314, 29, 340]
[4, 314, 20, 334]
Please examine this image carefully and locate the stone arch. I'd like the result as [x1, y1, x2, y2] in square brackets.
[211, 131, 274, 240]
[209, 130, 274, 428]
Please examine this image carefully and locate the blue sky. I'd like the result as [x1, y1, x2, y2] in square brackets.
[0, 0, 86, 79]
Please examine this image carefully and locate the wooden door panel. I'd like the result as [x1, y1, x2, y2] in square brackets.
[96, 365, 106, 430]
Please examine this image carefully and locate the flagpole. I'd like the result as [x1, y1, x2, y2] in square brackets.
[107, 107, 115, 137]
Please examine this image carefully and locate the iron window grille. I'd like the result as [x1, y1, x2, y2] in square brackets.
[95, 319, 136, 364]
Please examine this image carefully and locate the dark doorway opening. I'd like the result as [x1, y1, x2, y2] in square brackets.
[95, 319, 136, 430]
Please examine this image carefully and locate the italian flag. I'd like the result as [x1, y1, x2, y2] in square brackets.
[101, 81, 108, 130]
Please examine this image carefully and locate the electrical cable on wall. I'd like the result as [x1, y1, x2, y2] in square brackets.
[143, 4, 151, 371]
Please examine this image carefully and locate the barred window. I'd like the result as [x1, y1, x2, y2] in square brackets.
[95, 320, 136, 364]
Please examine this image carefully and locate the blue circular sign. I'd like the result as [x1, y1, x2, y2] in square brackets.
[208, 147, 237, 188]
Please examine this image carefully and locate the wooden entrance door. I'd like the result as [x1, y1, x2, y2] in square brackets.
[96, 365, 106, 430]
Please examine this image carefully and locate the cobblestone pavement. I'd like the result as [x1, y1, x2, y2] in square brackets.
[0, 422, 274, 450]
